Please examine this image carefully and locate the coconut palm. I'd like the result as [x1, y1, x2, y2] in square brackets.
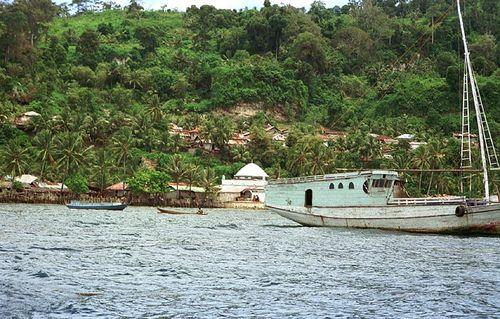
[167, 154, 187, 199]
[82, 113, 111, 145]
[359, 135, 382, 168]
[169, 134, 186, 153]
[200, 116, 235, 154]
[197, 167, 219, 208]
[286, 138, 311, 176]
[184, 163, 198, 192]
[32, 130, 55, 181]
[145, 93, 164, 123]
[309, 138, 330, 175]
[1, 141, 30, 179]
[230, 146, 252, 163]
[425, 139, 446, 195]
[112, 128, 135, 183]
[54, 132, 93, 191]
[411, 145, 430, 194]
[92, 148, 114, 191]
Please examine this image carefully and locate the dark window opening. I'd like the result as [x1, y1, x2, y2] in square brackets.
[329, 183, 335, 189]
[338, 183, 343, 189]
[372, 179, 386, 188]
[349, 182, 354, 189]
[305, 189, 313, 207]
[363, 181, 369, 194]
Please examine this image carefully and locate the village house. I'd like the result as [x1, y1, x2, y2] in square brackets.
[14, 111, 41, 129]
[105, 182, 130, 197]
[219, 163, 268, 203]
[15, 174, 38, 188]
[396, 133, 415, 140]
[453, 132, 479, 144]
[409, 141, 428, 150]
[320, 127, 347, 142]
[370, 134, 398, 145]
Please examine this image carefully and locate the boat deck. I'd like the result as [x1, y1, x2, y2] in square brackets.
[388, 197, 466, 206]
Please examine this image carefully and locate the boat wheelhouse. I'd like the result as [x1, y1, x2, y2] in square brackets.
[266, 170, 403, 208]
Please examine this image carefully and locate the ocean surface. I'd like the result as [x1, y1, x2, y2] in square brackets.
[0, 204, 499, 318]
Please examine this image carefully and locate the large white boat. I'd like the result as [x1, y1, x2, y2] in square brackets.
[265, 1, 499, 235]
[265, 171, 499, 234]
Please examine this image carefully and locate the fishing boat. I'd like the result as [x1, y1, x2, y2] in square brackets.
[157, 207, 207, 215]
[265, 1, 499, 235]
[66, 200, 128, 211]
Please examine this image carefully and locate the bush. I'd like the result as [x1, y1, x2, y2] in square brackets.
[12, 181, 23, 191]
[66, 174, 89, 194]
[127, 170, 171, 193]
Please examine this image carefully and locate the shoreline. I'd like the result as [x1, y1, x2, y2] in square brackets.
[0, 191, 265, 210]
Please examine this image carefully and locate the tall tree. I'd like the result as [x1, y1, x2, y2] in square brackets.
[32, 129, 55, 181]
[167, 154, 187, 199]
[112, 128, 135, 183]
[92, 148, 114, 191]
[54, 132, 93, 191]
[14, 0, 59, 46]
[197, 167, 219, 208]
[1, 140, 30, 178]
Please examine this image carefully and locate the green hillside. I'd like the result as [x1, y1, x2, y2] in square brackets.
[0, 0, 498, 196]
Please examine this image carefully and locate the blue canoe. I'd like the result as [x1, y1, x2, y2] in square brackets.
[66, 201, 128, 211]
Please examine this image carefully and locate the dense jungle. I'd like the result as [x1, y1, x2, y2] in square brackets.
[0, 0, 498, 196]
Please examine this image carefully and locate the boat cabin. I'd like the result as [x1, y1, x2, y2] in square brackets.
[265, 170, 400, 208]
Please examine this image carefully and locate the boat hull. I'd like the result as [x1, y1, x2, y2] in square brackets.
[157, 207, 207, 215]
[266, 204, 500, 235]
[66, 204, 128, 211]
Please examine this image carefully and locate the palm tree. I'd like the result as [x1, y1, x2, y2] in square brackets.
[92, 148, 114, 191]
[411, 145, 431, 194]
[145, 94, 164, 123]
[199, 118, 217, 152]
[1, 141, 30, 179]
[167, 154, 187, 199]
[169, 134, 186, 153]
[200, 116, 235, 154]
[197, 167, 219, 208]
[82, 113, 111, 145]
[112, 128, 135, 185]
[32, 130, 55, 182]
[425, 139, 445, 195]
[309, 138, 330, 175]
[184, 163, 198, 192]
[359, 135, 382, 168]
[54, 132, 93, 191]
[286, 140, 310, 176]
[230, 146, 252, 163]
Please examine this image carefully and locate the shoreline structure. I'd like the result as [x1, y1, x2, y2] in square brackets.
[0, 190, 265, 209]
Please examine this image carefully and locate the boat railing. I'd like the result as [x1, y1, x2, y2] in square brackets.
[270, 172, 367, 185]
[388, 196, 466, 206]
[269, 170, 399, 185]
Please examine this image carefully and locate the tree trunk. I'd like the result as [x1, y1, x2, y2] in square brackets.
[427, 171, 434, 195]
[431, 16, 434, 44]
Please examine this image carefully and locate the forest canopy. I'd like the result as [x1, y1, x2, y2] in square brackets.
[0, 0, 498, 197]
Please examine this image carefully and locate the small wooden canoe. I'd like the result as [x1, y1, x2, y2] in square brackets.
[157, 207, 207, 215]
[66, 201, 128, 211]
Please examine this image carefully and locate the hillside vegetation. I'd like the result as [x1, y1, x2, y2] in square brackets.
[0, 0, 498, 196]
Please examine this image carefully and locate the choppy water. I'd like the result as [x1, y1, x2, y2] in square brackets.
[0, 204, 499, 318]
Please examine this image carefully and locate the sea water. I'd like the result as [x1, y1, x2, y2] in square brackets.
[0, 204, 498, 318]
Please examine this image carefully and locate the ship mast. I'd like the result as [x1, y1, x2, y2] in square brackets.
[457, 0, 489, 200]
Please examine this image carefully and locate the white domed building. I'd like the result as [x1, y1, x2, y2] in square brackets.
[219, 163, 268, 203]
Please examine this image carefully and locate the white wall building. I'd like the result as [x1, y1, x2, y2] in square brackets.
[219, 163, 268, 202]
